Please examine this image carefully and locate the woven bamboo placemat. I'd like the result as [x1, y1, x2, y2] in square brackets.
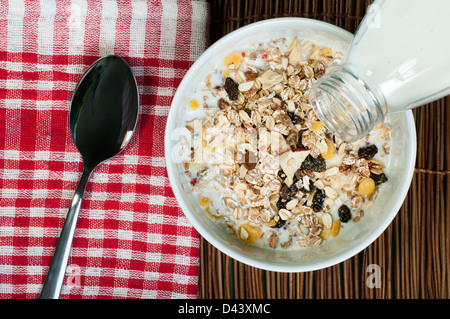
[198, 0, 450, 299]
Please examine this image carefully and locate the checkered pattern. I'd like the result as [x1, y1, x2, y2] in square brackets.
[0, 0, 209, 298]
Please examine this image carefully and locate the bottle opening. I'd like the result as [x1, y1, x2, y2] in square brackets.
[310, 65, 386, 142]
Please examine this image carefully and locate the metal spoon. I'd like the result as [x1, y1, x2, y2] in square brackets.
[40, 55, 139, 299]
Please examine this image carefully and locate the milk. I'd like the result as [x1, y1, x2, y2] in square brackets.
[347, 0, 450, 110]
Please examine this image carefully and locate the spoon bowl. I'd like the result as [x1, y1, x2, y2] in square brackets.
[40, 55, 139, 299]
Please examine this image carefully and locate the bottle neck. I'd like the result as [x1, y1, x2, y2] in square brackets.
[310, 65, 387, 142]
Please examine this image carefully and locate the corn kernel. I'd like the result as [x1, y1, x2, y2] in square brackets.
[312, 120, 324, 132]
[238, 224, 261, 244]
[357, 177, 376, 195]
[188, 99, 199, 110]
[223, 52, 243, 69]
[198, 196, 211, 208]
[331, 220, 341, 237]
[322, 140, 335, 159]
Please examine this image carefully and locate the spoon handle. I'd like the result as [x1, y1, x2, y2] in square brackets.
[40, 167, 93, 299]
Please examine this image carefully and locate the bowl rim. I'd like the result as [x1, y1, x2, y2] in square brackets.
[164, 17, 417, 272]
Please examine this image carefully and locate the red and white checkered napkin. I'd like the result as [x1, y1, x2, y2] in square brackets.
[0, 0, 209, 298]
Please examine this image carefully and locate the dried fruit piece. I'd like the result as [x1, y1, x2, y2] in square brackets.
[257, 69, 284, 89]
[278, 169, 286, 179]
[370, 172, 388, 185]
[331, 219, 341, 237]
[301, 154, 326, 172]
[276, 197, 286, 210]
[280, 183, 298, 201]
[321, 140, 335, 159]
[224, 77, 239, 101]
[288, 41, 303, 65]
[358, 144, 378, 160]
[238, 224, 262, 244]
[296, 130, 308, 150]
[338, 205, 351, 223]
[311, 189, 325, 212]
[357, 177, 376, 195]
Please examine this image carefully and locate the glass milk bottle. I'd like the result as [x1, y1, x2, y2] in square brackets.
[310, 0, 450, 142]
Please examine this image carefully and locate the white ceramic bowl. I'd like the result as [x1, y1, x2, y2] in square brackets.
[165, 18, 416, 272]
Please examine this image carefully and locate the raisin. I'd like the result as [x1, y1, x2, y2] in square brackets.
[280, 183, 298, 201]
[293, 169, 303, 183]
[224, 77, 239, 101]
[276, 197, 286, 210]
[311, 189, 325, 212]
[338, 205, 352, 223]
[301, 154, 326, 172]
[370, 172, 388, 185]
[296, 130, 308, 150]
[287, 111, 302, 125]
[358, 144, 378, 160]
[287, 183, 298, 199]
[279, 184, 290, 201]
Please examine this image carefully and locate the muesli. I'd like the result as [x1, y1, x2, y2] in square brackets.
[180, 36, 391, 249]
